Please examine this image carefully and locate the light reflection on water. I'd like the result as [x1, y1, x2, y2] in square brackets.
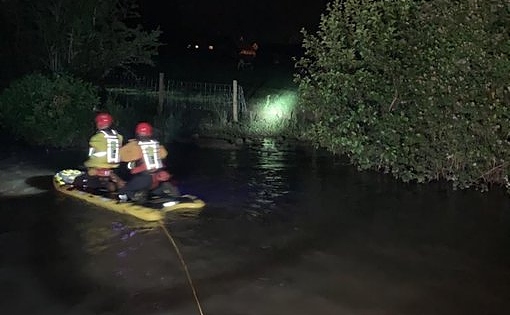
[174, 138, 303, 218]
[247, 139, 290, 212]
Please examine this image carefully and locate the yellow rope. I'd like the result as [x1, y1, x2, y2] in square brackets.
[159, 220, 205, 315]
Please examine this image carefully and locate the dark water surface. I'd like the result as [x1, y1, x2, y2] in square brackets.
[1, 140, 509, 315]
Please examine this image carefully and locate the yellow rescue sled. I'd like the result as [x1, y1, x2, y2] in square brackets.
[53, 169, 205, 222]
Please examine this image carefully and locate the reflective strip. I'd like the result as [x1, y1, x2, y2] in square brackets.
[100, 130, 121, 163]
[139, 140, 163, 170]
[92, 151, 107, 157]
[88, 130, 121, 163]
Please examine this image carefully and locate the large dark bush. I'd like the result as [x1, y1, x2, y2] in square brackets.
[295, 0, 510, 191]
[0, 73, 99, 148]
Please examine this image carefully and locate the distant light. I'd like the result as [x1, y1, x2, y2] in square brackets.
[208, 45, 214, 50]
[194, 44, 199, 49]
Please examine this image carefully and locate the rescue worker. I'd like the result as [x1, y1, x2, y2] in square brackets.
[237, 42, 258, 70]
[117, 122, 178, 202]
[73, 112, 125, 192]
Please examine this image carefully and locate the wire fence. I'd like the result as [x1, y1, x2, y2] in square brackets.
[104, 73, 247, 123]
[165, 80, 247, 120]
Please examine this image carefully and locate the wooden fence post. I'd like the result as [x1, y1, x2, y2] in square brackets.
[158, 73, 165, 115]
[233, 80, 238, 122]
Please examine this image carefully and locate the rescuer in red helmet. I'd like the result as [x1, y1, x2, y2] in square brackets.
[117, 122, 178, 202]
[74, 112, 125, 192]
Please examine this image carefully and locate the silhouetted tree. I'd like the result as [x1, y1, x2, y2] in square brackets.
[0, 0, 162, 82]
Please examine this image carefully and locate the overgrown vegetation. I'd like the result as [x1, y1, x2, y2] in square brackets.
[295, 0, 510, 191]
[0, 74, 98, 147]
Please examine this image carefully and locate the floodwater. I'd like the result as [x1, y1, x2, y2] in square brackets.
[1, 139, 510, 315]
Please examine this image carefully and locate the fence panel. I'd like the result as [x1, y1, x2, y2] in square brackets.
[104, 73, 247, 122]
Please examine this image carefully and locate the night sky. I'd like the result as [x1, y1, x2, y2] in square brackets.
[138, 0, 327, 46]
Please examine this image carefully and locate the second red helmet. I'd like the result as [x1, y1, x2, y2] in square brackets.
[135, 122, 153, 137]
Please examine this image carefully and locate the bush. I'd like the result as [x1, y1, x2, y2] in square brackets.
[0, 73, 99, 148]
[295, 0, 510, 191]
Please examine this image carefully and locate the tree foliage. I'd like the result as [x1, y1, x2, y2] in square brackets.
[295, 0, 510, 191]
[0, 74, 98, 148]
[0, 0, 162, 82]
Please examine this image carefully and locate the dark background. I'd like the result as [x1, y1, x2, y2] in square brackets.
[137, 0, 326, 50]
[130, 0, 329, 83]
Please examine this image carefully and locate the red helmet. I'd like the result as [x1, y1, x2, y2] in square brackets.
[95, 113, 112, 129]
[135, 122, 153, 137]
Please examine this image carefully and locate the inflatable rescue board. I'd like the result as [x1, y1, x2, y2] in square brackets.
[53, 169, 205, 222]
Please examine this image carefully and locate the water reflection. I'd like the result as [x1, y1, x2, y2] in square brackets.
[247, 138, 290, 214]
[1, 140, 510, 314]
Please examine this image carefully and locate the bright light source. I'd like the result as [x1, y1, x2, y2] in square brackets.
[163, 201, 178, 207]
[253, 91, 298, 133]
[260, 92, 297, 123]
[266, 106, 283, 118]
[194, 45, 199, 49]
[208, 45, 214, 50]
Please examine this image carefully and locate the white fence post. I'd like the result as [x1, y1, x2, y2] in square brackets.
[233, 80, 238, 123]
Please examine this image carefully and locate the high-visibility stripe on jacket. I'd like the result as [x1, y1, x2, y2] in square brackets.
[84, 129, 123, 169]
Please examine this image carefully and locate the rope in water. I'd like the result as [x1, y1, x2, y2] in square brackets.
[159, 221, 205, 315]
